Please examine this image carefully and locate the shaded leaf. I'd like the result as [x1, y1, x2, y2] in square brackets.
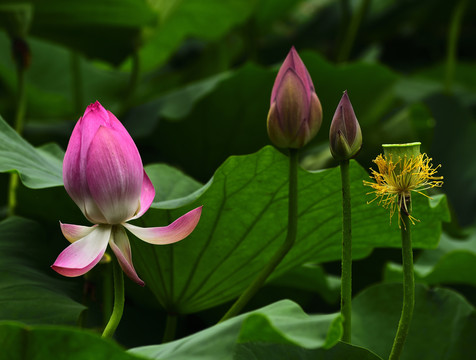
[0, 322, 143, 360]
[129, 300, 343, 359]
[138, 0, 256, 71]
[352, 284, 476, 359]
[0, 217, 84, 325]
[233, 342, 382, 360]
[0, 115, 63, 188]
[29, 0, 156, 65]
[384, 229, 476, 287]
[269, 264, 341, 304]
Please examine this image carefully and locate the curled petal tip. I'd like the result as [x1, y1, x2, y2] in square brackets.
[51, 226, 111, 278]
[109, 226, 145, 286]
[123, 206, 203, 245]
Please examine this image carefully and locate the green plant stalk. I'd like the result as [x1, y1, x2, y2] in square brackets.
[162, 313, 178, 343]
[8, 57, 27, 216]
[337, 0, 371, 63]
[102, 258, 125, 339]
[219, 148, 299, 323]
[445, 0, 468, 94]
[389, 199, 414, 360]
[340, 159, 352, 343]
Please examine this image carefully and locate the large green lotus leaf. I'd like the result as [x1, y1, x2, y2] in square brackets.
[129, 52, 399, 180]
[25, 0, 156, 65]
[0, 115, 63, 188]
[233, 342, 382, 360]
[352, 284, 476, 359]
[130, 146, 449, 313]
[0, 322, 143, 360]
[0, 217, 84, 325]
[137, 0, 256, 72]
[383, 229, 476, 286]
[129, 299, 349, 359]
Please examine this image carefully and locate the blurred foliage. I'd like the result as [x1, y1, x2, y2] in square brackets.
[1, 0, 475, 358]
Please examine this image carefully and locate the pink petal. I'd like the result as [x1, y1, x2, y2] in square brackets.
[63, 117, 87, 213]
[86, 126, 143, 224]
[63, 102, 111, 224]
[109, 226, 145, 286]
[60, 222, 97, 243]
[123, 206, 202, 245]
[130, 170, 155, 220]
[271, 46, 314, 103]
[51, 225, 111, 277]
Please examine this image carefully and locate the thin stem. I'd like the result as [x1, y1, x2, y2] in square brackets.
[162, 313, 178, 343]
[389, 203, 414, 360]
[219, 148, 299, 323]
[8, 47, 28, 216]
[337, 0, 371, 63]
[340, 159, 352, 343]
[445, 0, 468, 95]
[102, 258, 125, 339]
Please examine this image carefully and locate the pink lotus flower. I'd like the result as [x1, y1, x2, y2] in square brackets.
[52, 101, 202, 286]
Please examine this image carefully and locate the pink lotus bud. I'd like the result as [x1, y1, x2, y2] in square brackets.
[329, 91, 362, 161]
[54, 101, 202, 285]
[267, 47, 323, 149]
[63, 101, 144, 224]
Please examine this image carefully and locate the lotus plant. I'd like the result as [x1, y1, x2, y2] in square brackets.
[329, 90, 362, 343]
[52, 101, 202, 287]
[220, 47, 322, 322]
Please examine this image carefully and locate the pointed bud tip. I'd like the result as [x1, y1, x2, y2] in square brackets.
[268, 48, 322, 148]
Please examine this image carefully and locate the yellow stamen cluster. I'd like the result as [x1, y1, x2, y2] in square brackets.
[363, 153, 443, 226]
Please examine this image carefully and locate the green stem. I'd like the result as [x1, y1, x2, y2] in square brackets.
[445, 0, 468, 95]
[102, 258, 125, 339]
[162, 313, 178, 343]
[337, 0, 371, 63]
[340, 159, 352, 343]
[219, 148, 299, 323]
[8, 48, 28, 216]
[389, 204, 414, 360]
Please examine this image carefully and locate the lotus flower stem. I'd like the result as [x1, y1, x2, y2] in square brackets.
[389, 205, 414, 360]
[102, 258, 125, 339]
[445, 0, 468, 94]
[219, 149, 299, 323]
[339, 159, 352, 342]
[162, 313, 178, 343]
[8, 40, 28, 216]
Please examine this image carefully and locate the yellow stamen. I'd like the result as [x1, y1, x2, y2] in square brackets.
[363, 153, 443, 226]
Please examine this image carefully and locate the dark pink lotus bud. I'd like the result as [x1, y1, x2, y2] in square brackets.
[329, 91, 362, 161]
[267, 47, 323, 149]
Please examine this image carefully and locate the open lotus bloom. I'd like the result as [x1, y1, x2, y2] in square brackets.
[52, 101, 202, 286]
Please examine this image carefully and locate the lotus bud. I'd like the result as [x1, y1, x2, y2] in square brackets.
[329, 91, 362, 161]
[267, 46, 322, 149]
